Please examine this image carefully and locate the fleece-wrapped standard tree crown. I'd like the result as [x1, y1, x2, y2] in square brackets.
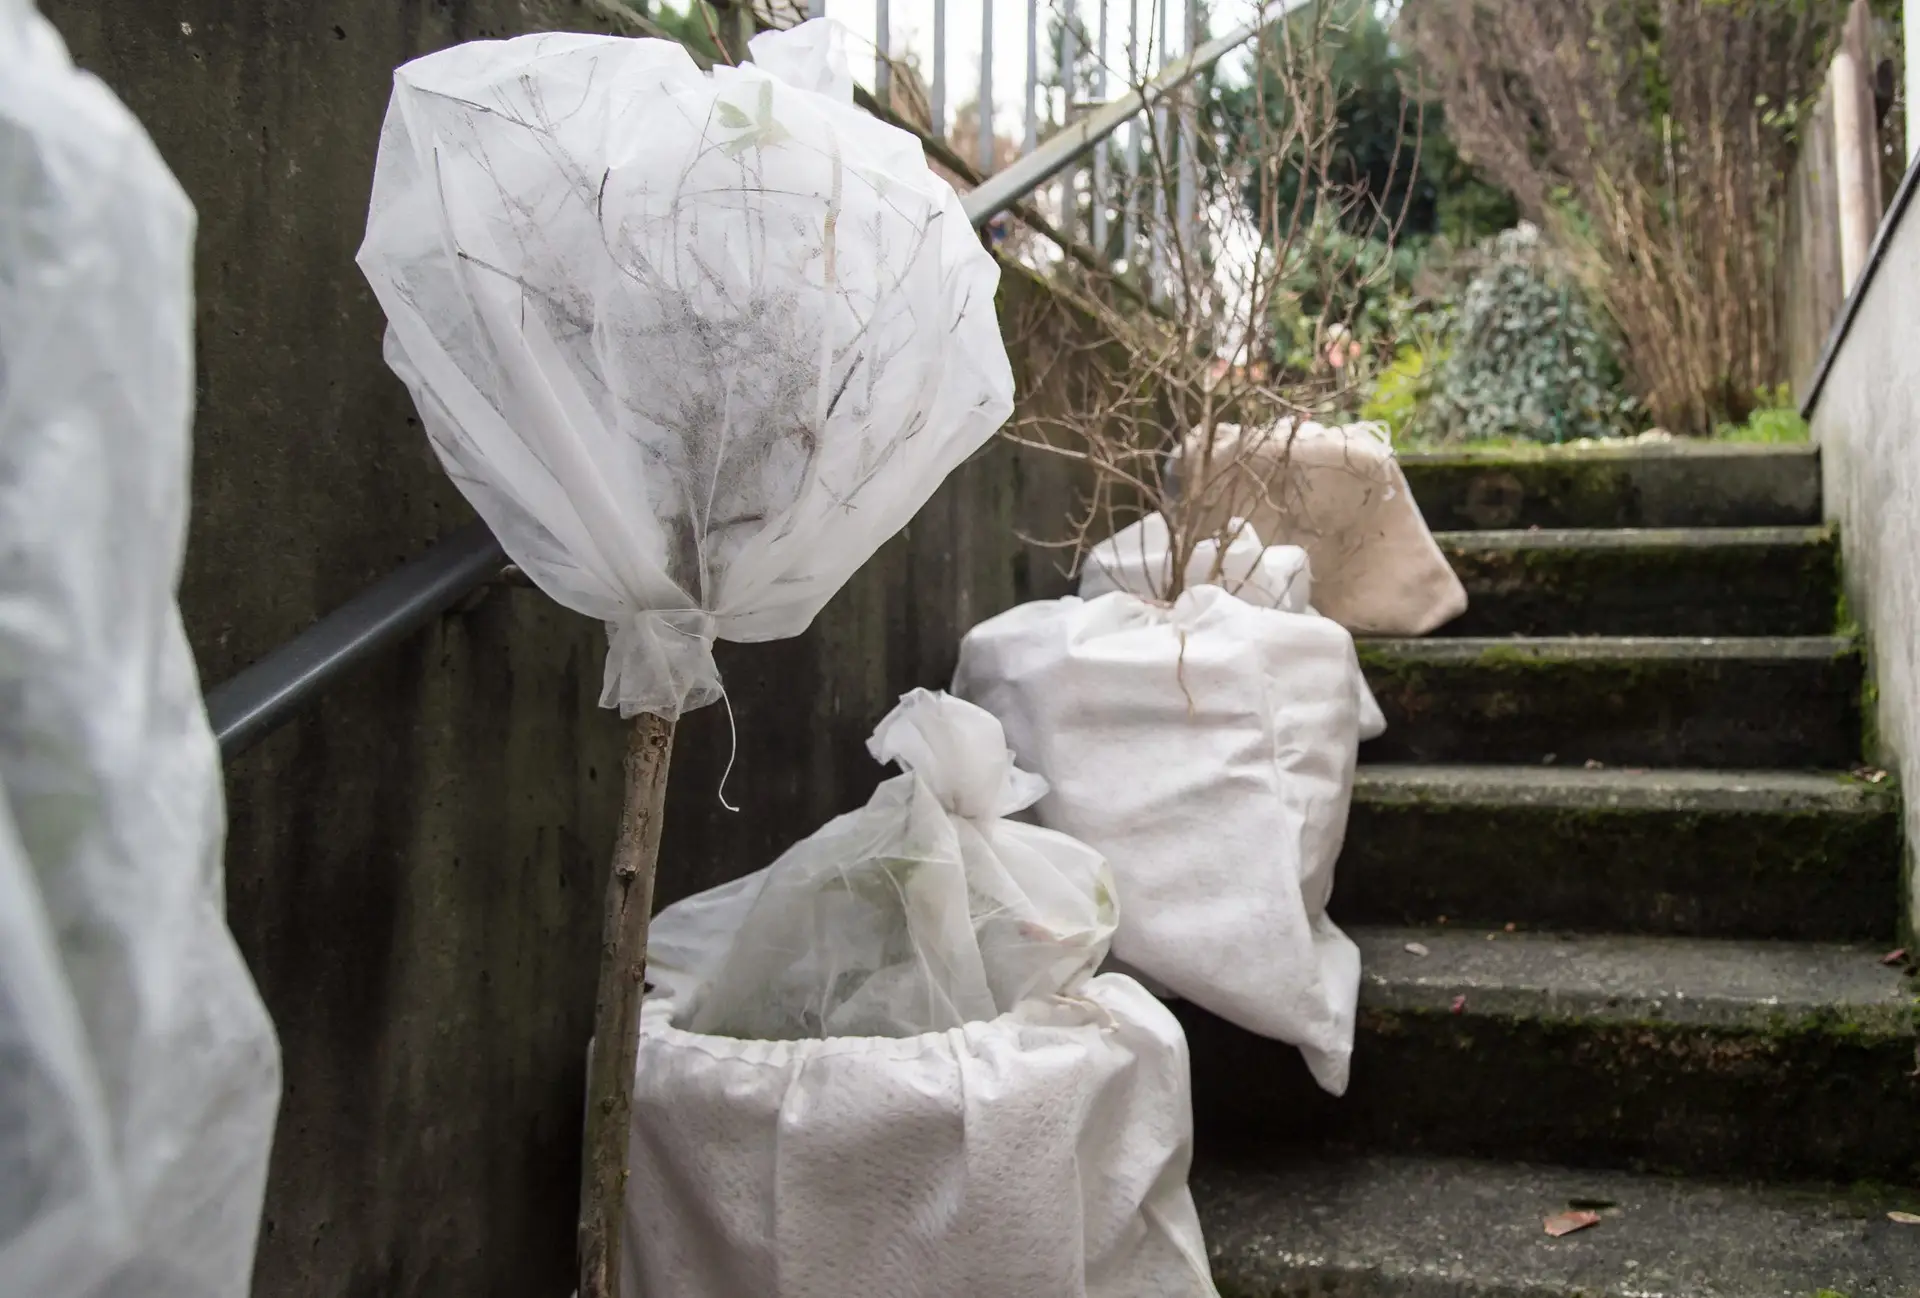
[357, 19, 1014, 718]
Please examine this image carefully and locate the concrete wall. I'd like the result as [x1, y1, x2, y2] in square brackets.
[1809, 162, 1920, 943]
[38, 2, 1097, 1294]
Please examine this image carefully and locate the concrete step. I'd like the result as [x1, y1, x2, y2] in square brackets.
[1358, 636, 1863, 769]
[1182, 928, 1920, 1184]
[1197, 1154, 1920, 1297]
[1338, 765, 1901, 943]
[1434, 526, 1838, 638]
[1400, 443, 1821, 532]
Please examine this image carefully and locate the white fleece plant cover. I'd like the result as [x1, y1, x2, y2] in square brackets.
[0, 5, 282, 1294]
[683, 689, 1119, 1040]
[1079, 511, 1313, 613]
[627, 692, 1215, 1298]
[955, 527, 1385, 1094]
[357, 19, 1014, 719]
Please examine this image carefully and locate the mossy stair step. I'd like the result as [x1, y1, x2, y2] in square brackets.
[1197, 1154, 1920, 1297]
[1433, 526, 1838, 637]
[1182, 928, 1920, 1184]
[1339, 765, 1900, 942]
[1400, 442, 1821, 532]
[1358, 636, 1863, 769]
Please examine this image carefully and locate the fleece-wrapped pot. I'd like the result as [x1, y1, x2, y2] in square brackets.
[357, 20, 1014, 719]
[956, 519, 1384, 1094]
[0, 6, 282, 1294]
[627, 692, 1215, 1298]
[1172, 420, 1467, 635]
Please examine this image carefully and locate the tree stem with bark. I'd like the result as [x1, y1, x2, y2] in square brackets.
[577, 712, 677, 1298]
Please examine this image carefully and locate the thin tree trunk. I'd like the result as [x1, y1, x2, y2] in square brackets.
[577, 712, 677, 1298]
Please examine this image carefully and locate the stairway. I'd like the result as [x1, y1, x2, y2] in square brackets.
[1186, 442, 1920, 1296]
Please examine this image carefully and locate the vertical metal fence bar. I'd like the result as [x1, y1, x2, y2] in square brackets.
[1092, 0, 1110, 255]
[1122, 0, 1139, 265]
[1059, 2, 1079, 241]
[1149, 0, 1168, 304]
[1176, 0, 1197, 266]
[1024, 0, 1041, 155]
[932, 0, 947, 137]
[874, 0, 891, 107]
[979, 0, 995, 172]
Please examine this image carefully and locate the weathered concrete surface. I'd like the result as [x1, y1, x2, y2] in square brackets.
[35, 4, 1094, 1295]
[1400, 443, 1822, 532]
[1808, 170, 1920, 945]
[1198, 1155, 1920, 1297]
[1340, 765, 1901, 942]
[1181, 929, 1920, 1184]
[1358, 636, 1865, 770]
[1434, 526, 1839, 638]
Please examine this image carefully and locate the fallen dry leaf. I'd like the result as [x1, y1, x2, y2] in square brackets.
[1890, 1211, 1920, 1226]
[1883, 949, 1909, 967]
[1450, 995, 1468, 1015]
[1584, 759, 1605, 770]
[1544, 1210, 1601, 1237]
[1405, 942, 1430, 957]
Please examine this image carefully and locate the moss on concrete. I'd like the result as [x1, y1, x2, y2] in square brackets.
[1358, 641, 1865, 768]
[1341, 797, 1902, 942]
[1437, 529, 1839, 637]
[1180, 999, 1920, 1185]
[1402, 444, 1822, 531]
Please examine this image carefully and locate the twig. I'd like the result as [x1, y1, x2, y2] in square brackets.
[578, 712, 677, 1298]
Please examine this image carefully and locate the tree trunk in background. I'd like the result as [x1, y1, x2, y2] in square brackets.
[1831, 0, 1882, 294]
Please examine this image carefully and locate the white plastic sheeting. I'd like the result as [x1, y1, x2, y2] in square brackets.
[955, 536, 1384, 1095]
[682, 689, 1118, 1040]
[0, 5, 282, 1294]
[357, 19, 1015, 720]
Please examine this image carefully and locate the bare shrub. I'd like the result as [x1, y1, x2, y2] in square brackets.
[1002, 1, 1419, 600]
[1401, 0, 1842, 434]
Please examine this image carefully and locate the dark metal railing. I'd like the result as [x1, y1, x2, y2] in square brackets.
[206, 523, 506, 758]
[207, 3, 1295, 760]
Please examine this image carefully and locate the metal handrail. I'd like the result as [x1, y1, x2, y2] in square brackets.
[208, 4, 1292, 760]
[206, 523, 506, 758]
[964, 4, 1292, 226]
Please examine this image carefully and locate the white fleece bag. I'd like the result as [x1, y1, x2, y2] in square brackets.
[625, 691, 1216, 1298]
[357, 19, 1013, 720]
[1175, 420, 1468, 635]
[1078, 510, 1313, 613]
[955, 519, 1384, 1094]
[0, 5, 281, 1292]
